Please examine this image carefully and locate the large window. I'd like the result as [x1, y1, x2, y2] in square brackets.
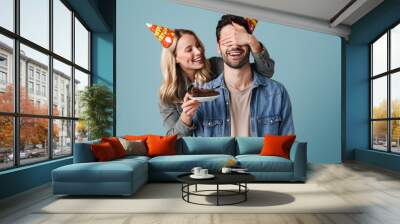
[371, 23, 400, 154]
[0, 0, 91, 171]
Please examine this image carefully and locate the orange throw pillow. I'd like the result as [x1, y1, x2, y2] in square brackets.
[124, 135, 150, 141]
[146, 135, 177, 157]
[260, 135, 296, 160]
[101, 137, 127, 158]
[91, 142, 117, 161]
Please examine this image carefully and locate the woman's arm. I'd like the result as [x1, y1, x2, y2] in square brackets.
[159, 102, 195, 137]
[159, 93, 199, 137]
[251, 42, 275, 78]
[208, 42, 275, 79]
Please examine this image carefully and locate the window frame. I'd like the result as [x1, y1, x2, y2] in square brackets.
[0, 0, 92, 171]
[0, 53, 7, 68]
[370, 20, 400, 154]
[0, 53, 8, 88]
[0, 70, 7, 85]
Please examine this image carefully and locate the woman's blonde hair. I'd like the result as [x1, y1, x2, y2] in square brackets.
[159, 29, 211, 105]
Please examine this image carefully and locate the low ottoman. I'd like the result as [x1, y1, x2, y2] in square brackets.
[52, 158, 148, 196]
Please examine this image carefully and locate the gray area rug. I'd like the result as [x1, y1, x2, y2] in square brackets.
[37, 183, 362, 214]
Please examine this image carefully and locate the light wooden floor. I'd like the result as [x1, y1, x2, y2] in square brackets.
[1, 162, 400, 224]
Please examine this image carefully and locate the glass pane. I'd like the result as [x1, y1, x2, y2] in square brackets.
[74, 69, 89, 118]
[372, 121, 388, 151]
[0, 34, 14, 112]
[372, 77, 387, 119]
[0, 116, 13, 170]
[53, 0, 72, 60]
[372, 33, 387, 76]
[0, 0, 14, 31]
[53, 119, 72, 157]
[20, 44, 49, 115]
[53, 59, 72, 117]
[75, 120, 88, 143]
[75, 17, 89, 70]
[391, 120, 400, 153]
[20, 117, 49, 165]
[392, 72, 400, 118]
[391, 24, 400, 70]
[20, 0, 49, 49]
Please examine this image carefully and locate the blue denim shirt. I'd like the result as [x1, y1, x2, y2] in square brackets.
[193, 70, 295, 137]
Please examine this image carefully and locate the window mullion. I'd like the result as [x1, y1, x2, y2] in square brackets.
[388, 30, 391, 152]
[88, 31, 91, 74]
[49, 0, 54, 160]
[71, 10, 76, 155]
[370, 45, 373, 149]
[13, 0, 20, 167]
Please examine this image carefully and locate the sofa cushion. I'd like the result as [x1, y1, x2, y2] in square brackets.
[101, 137, 127, 158]
[118, 138, 147, 156]
[124, 135, 149, 141]
[124, 135, 153, 149]
[148, 154, 235, 172]
[147, 135, 177, 157]
[73, 139, 101, 163]
[91, 142, 118, 161]
[53, 157, 148, 183]
[236, 137, 263, 155]
[236, 155, 293, 172]
[177, 137, 235, 155]
[114, 155, 150, 164]
[260, 135, 296, 159]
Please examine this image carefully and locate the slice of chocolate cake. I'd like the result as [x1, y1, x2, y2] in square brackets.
[190, 87, 219, 97]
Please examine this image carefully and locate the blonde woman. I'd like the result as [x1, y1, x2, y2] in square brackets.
[147, 22, 275, 137]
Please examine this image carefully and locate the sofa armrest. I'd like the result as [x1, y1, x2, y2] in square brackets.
[291, 141, 307, 181]
[73, 142, 98, 163]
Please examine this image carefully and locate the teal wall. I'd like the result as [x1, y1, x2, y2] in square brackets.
[92, 32, 114, 135]
[345, 43, 369, 160]
[355, 149, 400, 172]
[345, 0, 400, 171]
[92, 33, 113, 88]
[116, 0, 342, 163]
[0, 158, 72, 199]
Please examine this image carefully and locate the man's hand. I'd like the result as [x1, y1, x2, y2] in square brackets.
[219, 22, 262, 53]
[180, 93, 199, 126]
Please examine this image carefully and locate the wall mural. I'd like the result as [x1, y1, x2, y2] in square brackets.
[146, 15, 295, 138]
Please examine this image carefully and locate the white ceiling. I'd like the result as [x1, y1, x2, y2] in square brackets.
[225, 0, 353, 23]
[171, 0, 384, 39]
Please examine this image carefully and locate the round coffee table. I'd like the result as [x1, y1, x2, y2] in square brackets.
[177, 173, 255, 206]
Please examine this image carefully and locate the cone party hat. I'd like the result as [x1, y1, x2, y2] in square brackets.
[146, 23, 175, 48]
[245, 18, 258, 33]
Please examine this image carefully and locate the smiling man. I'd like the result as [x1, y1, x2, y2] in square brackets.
[193, 14, 295, 137]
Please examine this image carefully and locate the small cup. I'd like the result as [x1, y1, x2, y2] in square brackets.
[221, 167, 232, 174]
[191, 167, 202, 176]
[199, 169, 208, 176]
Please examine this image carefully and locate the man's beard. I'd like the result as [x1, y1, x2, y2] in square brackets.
[221, 46, 250, 69]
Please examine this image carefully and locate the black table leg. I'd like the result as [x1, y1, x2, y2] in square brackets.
[245, 183, 247, 201]
[187, 184, 190, 202]
[217, 184, 219, 206]
[179, 182, 251, 206]
[181, 184, 183, 199]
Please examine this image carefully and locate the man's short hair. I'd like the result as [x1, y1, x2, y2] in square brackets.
[216, 14, 251, 42]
